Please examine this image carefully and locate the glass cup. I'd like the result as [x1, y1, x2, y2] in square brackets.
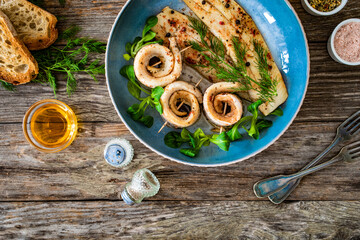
[23, 99, 78, 153]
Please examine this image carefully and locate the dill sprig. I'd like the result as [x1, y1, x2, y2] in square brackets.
[0, 26, 106, 94]
[188, 17, 277, 102]
[253, 40, 278, 102]
[31, 26, 106, 96]
[0, 80, 16, 91]
[188, 18, 252, 91]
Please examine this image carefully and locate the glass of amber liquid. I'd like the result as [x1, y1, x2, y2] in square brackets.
[23, 99, 78, 153]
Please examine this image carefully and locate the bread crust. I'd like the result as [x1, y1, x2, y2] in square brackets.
[20, 0, 58, 50]
[0, 10, 38, 85]
[0, 0, 59, 51]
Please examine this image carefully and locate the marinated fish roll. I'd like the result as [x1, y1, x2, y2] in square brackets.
[203, 82, 243, 127]
[160, 81, 203, 128]
[134, 37, 182, 88]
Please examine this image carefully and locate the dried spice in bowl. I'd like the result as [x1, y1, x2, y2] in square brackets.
[308, 0, 341, 12]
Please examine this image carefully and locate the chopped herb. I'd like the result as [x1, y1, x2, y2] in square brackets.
[253, 40, 278, 103]
[210, 132, 230, 152]
[242, 100, 263, 139]
[120, 65, 164, 128]
[164, 132, 185, 148]
[180, 148, 198, 157]
[0, 80, 16, 91]
[32, 26, 106, 96]
[226, 100, 279, 141]
[164, 128, 231, 158]
[1, 26, 106, 96]
[164, 100, 283, 158]
[120, 65, 150, 99]
[124, 16, 163, 60]
[226, 116, 252, 141]
[270, 108, 283, 117]
[240, 100, 274, 140]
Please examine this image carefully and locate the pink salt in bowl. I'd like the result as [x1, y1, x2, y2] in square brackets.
[328, 18, 360, 66]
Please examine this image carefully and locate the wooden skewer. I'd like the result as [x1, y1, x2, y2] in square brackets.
[150, 46, 193, 67]
[158, 68, 199, 134]
[175, 78, 202, 111]
[150, 61, 162, 67]
[158, 121, 168, 134]
[180, 45, 192, 53]
[158, 98, 186, 134]
[177, 101, 185, 110]
[220, 127, 224, 134]
[222, 102, 228, 116]
[195, 78, 203, 88]
[158, 99, 187, 133]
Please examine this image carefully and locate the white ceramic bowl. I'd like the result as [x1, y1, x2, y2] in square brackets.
[327, 18, 360, 66]
[301, 0, 348, 16]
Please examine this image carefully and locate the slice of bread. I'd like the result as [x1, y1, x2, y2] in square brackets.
[0, 10, 38, 85]
[0, 0, 58, 50]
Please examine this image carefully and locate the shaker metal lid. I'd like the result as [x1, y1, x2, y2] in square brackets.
[120, 189, 135, 205]
[104, 138, 134, 168]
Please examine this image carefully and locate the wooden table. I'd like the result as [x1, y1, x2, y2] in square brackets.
[1, 0, 360, 239]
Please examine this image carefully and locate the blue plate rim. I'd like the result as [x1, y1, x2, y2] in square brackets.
[105, 0, 310, 167]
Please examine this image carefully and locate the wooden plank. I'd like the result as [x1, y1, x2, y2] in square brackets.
[1, 41, 360, 123]
[1, 121, 360, 201]
[0, 201, 360, 239]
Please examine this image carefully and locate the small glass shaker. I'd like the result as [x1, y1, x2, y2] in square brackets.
[104, 139, 134, 168]
[120, 168, 160, 205]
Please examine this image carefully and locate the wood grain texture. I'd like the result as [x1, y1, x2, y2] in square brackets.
[1, 0, 360, 238]
[1, 201, 360, 239]
[1, 121, 360, 201]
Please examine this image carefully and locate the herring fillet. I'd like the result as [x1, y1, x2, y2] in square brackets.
[183, 0, 288, 115]
[183, 0, 241, 63]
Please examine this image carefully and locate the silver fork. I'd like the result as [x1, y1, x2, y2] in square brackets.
[253, 140, 360, 198]
[266, 109, 360, 203]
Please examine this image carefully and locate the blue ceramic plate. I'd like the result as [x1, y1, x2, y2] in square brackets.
[106, 0, 309, 167]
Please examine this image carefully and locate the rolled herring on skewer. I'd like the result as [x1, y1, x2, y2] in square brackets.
[134, 37, 182, 88]
[203, 82, 243, 127]
[160, 81, 203, 128]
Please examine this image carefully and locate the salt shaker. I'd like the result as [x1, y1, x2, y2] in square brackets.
[120, 168, 160, 205]
[104, 138, 134, 168]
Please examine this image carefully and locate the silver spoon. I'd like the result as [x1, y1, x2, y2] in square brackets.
[254, 140, 360, 198]
[268, 109, 360, 203]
